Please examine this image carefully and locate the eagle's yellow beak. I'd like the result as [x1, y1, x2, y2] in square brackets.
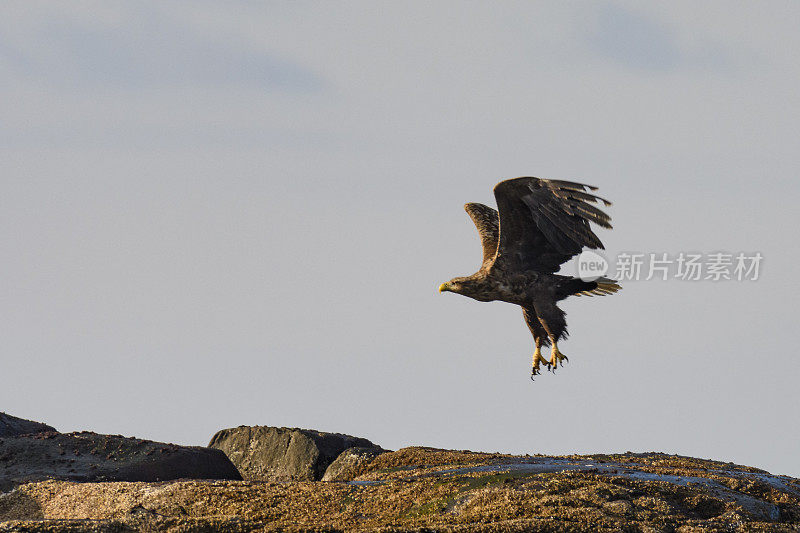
[438, 283, 449, 293]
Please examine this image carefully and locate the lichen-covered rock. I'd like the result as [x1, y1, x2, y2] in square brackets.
[0, 431, 241, 492]
[208, 426, 380, 481]
[0, 413, 55, 438]
[321, 446, 385, 482]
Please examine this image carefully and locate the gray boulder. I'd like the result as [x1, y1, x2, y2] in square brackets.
[0, 412, 56, 437]
[322, 446, 385, 482]
[0, 431, 241, 492]
[208, 426, 381, 481]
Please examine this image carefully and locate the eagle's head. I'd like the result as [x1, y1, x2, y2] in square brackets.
[438, 275, 491, 301]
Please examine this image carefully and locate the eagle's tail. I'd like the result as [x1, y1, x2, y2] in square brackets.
[572, 277, 621, 297]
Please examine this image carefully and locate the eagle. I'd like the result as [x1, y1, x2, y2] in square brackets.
[438, 177, 620, 378]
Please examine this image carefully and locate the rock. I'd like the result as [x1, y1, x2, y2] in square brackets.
[208, 426, 381, 481]
[0, 431, 241, 492]
[1, 449, 798, 531]
[322, 446, 385, 482]
[0, 413, 56, 438]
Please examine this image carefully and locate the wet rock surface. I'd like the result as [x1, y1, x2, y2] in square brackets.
[0, 414, 55, 438]
[0, 431, 241, 492]
[208, 425, 380, 481]
[1, 446, 798, 531]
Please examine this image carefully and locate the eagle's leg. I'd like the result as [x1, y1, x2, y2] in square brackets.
[540, 319, 569, 370]
[532, 336, 544, 375]
[534, 305, 569, 371]
[549, 342, 569, 370]
[522, 307, 551, 377]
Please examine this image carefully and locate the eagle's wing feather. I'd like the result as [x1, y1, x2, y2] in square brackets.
[464, 203, 499, 265]
[492, 177, 612, 273]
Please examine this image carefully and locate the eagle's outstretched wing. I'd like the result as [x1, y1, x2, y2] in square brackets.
[464, 203, 499, 266]
[492, 177, 612, 273]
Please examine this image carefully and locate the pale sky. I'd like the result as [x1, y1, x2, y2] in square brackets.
[2, 2, 799, 477]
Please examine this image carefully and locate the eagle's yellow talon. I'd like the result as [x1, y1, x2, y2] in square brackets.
[549, 345, 568, 369]
[531, 350, 542, 376]
[531, 348, 551, 379]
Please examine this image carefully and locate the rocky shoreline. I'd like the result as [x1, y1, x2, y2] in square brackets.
[1, 412, 798, 531]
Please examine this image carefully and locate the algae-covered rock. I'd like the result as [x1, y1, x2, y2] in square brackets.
[1, 448, 798, 531]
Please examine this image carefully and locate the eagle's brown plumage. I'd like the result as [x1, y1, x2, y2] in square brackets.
[439, 177, 620, 378]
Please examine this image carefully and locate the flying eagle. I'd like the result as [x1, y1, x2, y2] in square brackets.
[438, 177, 620, 378]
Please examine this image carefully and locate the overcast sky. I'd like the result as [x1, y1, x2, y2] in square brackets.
[2, 2, 799, 477]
